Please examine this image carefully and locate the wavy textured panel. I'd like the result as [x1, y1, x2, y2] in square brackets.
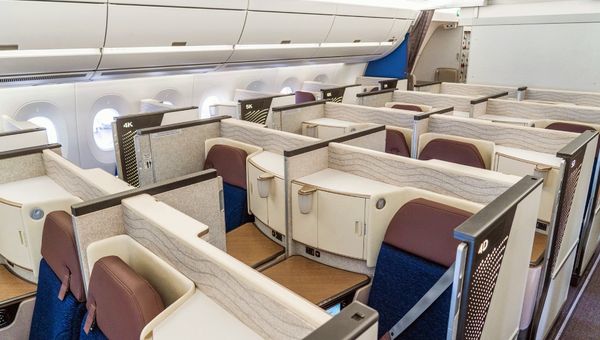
[487, 99, 600, 124]
[0, 153, 45, 185]
[221, 120, 316, 154]
[275, 105, 324, 135]
[325, 103, 414, 128]
[428, 116, 575, 154]
[123, 206, 321, 340]
[43, 153, 106, 201]
[328, 145, 511, 205]
[358, 92, 394, 108]
[441, 83, 518, 98]
[393, 91, 473, 112]
[527, 89, 600, 107]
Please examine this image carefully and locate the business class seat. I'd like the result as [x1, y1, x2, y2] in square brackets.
[204, 144, 253, 232]
[368, 198, 472, 339]
[386, 129, 411, 157]
[295, 91, 316, 104]
[204, 144, 284, 268]
[418, 138, 487, 169]
[30, 211, 86, 340]
[80, 256, 165, 340]
[391, 104, 424, 112]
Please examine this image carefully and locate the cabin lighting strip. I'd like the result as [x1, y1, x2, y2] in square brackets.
[0, 48, 100, 58]
[103, 45, 234, 54]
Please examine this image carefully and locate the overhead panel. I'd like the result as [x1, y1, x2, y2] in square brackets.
[107, 0, 247, 9]
[100, 5, 246, 69]
[316, 15, 396, 58]
[229, 11, 334, 62]
[376, 19, 412, 55]
[0, 0, 106, 75]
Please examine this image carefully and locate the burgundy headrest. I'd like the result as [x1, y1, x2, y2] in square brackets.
[41, 211, 85, 302]
[419, 138, 486, 169]
[384, 199, 473, 267]
[295, 91, 316, 104]
[391, 104, 424, 112]
[385, 129, 410, 157]
[204, 144, 248, 189]
[84, 256, 165, 339]
[545, 122, 595, 134]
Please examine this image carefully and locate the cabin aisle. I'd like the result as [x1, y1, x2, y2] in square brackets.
[557, 253, 600, 339]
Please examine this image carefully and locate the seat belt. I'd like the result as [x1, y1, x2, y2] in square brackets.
[386, 263, 456, 340]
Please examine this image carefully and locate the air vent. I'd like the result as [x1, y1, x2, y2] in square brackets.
[0, 73, 88, 84]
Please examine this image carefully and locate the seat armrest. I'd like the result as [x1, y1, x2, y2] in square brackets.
[303, 302, 378, 340]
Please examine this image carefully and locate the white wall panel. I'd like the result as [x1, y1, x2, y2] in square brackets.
[109, 0, 247, 9]
[0, 84, 79, 163]
[467, 23, 600, 91]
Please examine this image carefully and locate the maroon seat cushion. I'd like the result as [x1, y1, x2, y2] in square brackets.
[391, 104, 424, 112]
[41, 211, 85, 302]
[295, 91, 316, 104]
[385, 129, 410, 157]
[204, 144, 248, 189]
[384, 199, 473, 267]
[84, 256, 165, 339]
[419, 138, 486, 169]
[545, 122, 594, 134]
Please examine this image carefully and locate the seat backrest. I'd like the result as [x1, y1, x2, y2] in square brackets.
[30, 211, 87, 340]
[391, 104, 423, 112]
[368, 199, 473, 339]
[295, 91, 316, 104]
[83, 256, 165, 339]
[419, 138, 487, 169]
[386, 129, 411, 157]
[204, 144, 248, 189]
[40, 211, 85, 302]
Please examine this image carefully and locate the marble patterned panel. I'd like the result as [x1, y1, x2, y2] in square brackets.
[487, 99, 600, 124]
[328, 143, 512, 205]
[428, 115, 577, 154]
[393, 91, 473, 112]
[0, 153, 45, 185]
[123, 204, 327, 340]
[358, 92, 394, 108]
[324, 102, 414, 128]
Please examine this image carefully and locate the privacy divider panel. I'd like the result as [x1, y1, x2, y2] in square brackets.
[327, 143, 517, 205]
[221, 118, 318, 154]
[524, 88, 600, 107]
[439, 82, 519, 98]
[485, 99, 600, 124]
[122, 195, 330, 340]
[324, 102, 415, 128]
[427, 115, 578, 154]
[271, 101, 326, 135]
[0, 145, 53, 185]
[393, 91, 473, 112]
[356, 89, 395, 108]
[135, 118, 222, 185]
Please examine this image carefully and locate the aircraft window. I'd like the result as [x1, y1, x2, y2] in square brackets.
[280, 86, 294, 95]
[314, 74, 329, 83]
[246, 81, 266, 92]
[201, 96, 220, 118]
[93, 108, 120, 151]
[28, 116, 58, 144]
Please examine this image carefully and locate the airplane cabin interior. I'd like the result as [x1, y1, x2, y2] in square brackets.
[1, 1, 600, 339]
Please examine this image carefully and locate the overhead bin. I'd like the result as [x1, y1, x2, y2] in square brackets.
[248, 0, 337, 15]
[108, 0, 247, 9]
[376, 19, 412, 55]
[228, 11, 334, 62]
[316, 16, 396, 58]
[99, 5, 245, 69]
[0, 0, 106, 76]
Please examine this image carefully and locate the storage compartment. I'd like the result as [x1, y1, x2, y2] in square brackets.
[87, 235, 195, 339]
[316, 16, 395, 58]
[0, 176, 81, 278]
[247, 152, 286, 235]
[0, 0, 106, 75]
[109, 0, 246, 9]
[229, 11, 333, 62]
[100, 5, 244, 69]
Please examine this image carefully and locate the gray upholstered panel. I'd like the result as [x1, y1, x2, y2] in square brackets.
[0, 153, 45, 185]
